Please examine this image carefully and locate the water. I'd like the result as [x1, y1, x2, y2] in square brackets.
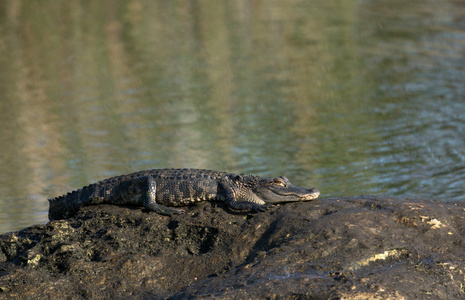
[0, 0, 464, 233]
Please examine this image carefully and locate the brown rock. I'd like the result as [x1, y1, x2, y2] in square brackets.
[1, 195, 465, 299]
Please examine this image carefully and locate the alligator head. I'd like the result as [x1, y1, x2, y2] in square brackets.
[252, 176, 320, 203]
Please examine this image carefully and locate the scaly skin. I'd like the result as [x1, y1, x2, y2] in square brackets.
[48, 168, 320, 220]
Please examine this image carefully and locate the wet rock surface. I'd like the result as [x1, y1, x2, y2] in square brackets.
[1, 195, 465, 299]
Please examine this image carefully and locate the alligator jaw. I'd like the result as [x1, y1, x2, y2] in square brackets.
[300, 188, 320, 201]
[261, 187, 321, 203]
[283, 187, 320, 202]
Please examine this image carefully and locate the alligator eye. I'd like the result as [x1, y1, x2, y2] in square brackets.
[272, 178, 286, 186]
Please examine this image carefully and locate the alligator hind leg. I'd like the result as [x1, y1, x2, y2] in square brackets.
[141, 175, 185, 216]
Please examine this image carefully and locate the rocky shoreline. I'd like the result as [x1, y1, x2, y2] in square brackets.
[1, 195, 465, 299]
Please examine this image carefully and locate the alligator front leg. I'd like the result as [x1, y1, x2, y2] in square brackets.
[141, 175, 185, 215]
[223, 189, 269, 212]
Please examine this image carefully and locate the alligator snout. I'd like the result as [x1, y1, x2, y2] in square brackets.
[302, 188, 320, 200]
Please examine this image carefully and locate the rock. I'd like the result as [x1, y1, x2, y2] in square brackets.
[1, 195, 465, 299]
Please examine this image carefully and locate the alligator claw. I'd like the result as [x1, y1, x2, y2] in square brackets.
[167, 208, 185, 215]
[255, 204, 273, 212]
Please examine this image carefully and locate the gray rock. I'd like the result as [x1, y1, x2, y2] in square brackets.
[1, 195, 465, 299]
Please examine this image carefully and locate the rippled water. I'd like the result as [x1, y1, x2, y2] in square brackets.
[0, 0, 464, 233]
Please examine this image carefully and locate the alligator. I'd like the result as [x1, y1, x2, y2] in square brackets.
[48, 168, 320, 220]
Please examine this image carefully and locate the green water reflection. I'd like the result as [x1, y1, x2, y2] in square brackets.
[0, 0, 464, 233]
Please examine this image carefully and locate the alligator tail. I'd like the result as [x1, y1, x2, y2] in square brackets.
[48, 185, 99, 221]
